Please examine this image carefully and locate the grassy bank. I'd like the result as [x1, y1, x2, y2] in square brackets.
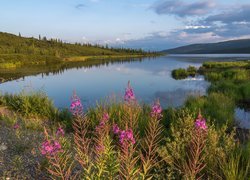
[0, 82, 249, 179]
[172, 60, 250, 114]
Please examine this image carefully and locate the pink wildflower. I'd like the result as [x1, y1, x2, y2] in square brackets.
[151, 100, 163, 119]
[124, 81, 136, 102]
[118, 128, 136, 147]
[195, 113, 207, 130]
[56, 127, 65, 137]
[41, 140, 62, 156]
[95, 113, 110, 133]
[112, 124, 120, 134]
[13, 123, 20, 130]
[102, 112, 109, 122]
[70, 93, 83, 116]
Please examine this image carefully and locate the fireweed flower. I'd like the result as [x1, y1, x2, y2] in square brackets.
[41, 140, 62, 156]
[151, 100, 163, 119]
[95, 112, 110, 133]
[124, 81, 136, 102]
[118, 129, 136, 147]
[70, 93, 83, 116]
[13, 123, 20, 130]
[195, 113, 207, 130]
[113, 124, 120, 134]
[102, 112, 109, 122]
[56, 127, 65, 137]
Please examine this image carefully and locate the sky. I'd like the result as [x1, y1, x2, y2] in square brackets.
[1, 0, 250, 50]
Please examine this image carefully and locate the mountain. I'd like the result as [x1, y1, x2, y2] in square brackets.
[161, 39, 250, 54]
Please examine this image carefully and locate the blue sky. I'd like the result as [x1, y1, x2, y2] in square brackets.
[1, 0, 250, 50]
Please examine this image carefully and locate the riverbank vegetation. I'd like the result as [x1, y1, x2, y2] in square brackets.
[171, 66, 198, 79]
[0, 82, 249, 179]
[172, 60, 250, 110]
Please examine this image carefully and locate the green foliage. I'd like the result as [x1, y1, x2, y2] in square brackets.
[172, 68, 188, 79]
[187, 66, 197, 77]
[185, 93, 235, 128]
[203, 61, 250, 69]
[172, 66, 197, 79]
[0, 91, 56, 118]
[158, 110, 236, 179]
[219, 144, 250, 180]
[55, 108, 73, 132]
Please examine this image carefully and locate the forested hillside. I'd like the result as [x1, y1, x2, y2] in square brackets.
[0, 32, 153, 68]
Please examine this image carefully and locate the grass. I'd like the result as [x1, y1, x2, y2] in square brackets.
[184, 93, 235, 128]
[0, 91, 56, 118]
[202, 61, 249, 69]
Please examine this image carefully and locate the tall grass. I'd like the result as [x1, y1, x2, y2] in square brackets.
[0, 91, 56, 118]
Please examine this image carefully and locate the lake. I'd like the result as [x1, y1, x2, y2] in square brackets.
[0, 54, 249, 128]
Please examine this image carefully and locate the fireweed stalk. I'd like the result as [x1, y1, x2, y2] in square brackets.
[93, 112, 112, 178]
[140, 99, 163, 179]
[113, 124, 139, 179]
[180, 113, 208, 179]
[94, 112, 110, 156]
[71, 93, 92, 178]
[41, 127, 74, 179]
[124, 81, 136, 103]
[122, 81, 141, 131]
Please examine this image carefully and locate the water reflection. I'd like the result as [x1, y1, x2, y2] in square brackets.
[0, 55, 211, 108]
[235, 108, 250, 129]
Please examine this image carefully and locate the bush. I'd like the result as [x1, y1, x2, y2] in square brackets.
[172, 68, 188, 79]
[187, 66, 197, 77]
[158, 109, 235, 179]
[172, 66, 198, 79]
[0, 91, 56, 118]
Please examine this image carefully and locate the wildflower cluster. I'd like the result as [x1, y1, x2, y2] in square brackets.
[13, 123, 20, 129]
[195, 113, 207, 130]
[56, 127, 65, 136]
[70, 93, 83, 116]
[41, 127, 65, 156]
[113, 124, 135, 147]
[41, 140, 62, 156]
[95, 112, 109, 133]
[124, 81, 136, 102]
[150, 100, 163, 119]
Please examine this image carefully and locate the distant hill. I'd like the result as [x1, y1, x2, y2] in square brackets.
[161, 39, 250, 54]
[0, 32, 154, 66]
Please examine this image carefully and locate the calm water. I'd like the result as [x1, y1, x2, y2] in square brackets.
[0, 54, 250, 127]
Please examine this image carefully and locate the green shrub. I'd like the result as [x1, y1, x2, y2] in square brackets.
[1, 91, 56, 118]
[187, 66, 197, 77]
[172, 68, 188, 79]
[158, 110, 235, 179]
